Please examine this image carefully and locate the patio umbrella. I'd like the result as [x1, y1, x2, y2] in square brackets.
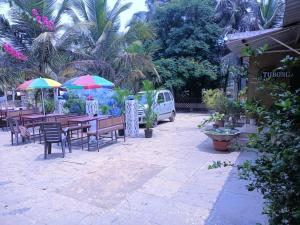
[62, 74, 114, 90]
[17, 78, 62, 114]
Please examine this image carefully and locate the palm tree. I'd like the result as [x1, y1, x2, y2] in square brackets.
[215, 0, 285, 35]
[215, 0, 261, 35]
[0, 0, 71, 83]
[259, 0, 285, 29]
[59, 0, 159, 89]
[129, 0, 170, 25]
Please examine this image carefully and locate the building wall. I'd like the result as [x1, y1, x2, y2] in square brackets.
[247, 51, 299, 106]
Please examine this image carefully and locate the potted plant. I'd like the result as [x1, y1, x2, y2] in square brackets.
[112, 88, 130, 136]
[100, 105, 110, 115]
[198, 112, 225, 128]
[225, 100, 244, 126]
[202, 89, 228, 113]
[204, 128, 240, 151]
[141, 80, 157, 138]
[244, 101, 259, 125]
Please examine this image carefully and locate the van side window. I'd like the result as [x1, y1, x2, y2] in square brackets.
[157, 93, 165, 104]
[164, 92, 171, 102]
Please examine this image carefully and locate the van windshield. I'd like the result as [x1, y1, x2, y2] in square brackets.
[137, 93, 147, 105]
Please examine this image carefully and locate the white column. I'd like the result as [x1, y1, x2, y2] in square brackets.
[86, 99, 99, 116]
[125, 100, 139, 137]
[58, 99, 66, 114]
[86, 99, 99, 132]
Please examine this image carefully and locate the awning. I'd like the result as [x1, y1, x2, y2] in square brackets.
[226, 25, 300, 55]
[226, 0, 300, 56]
[283, 0, 300, 27]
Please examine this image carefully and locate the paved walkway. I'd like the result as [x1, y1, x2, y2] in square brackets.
[0, 113, 267, 225]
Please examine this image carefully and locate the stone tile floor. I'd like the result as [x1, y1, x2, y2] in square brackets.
[0, 113, 267, 225]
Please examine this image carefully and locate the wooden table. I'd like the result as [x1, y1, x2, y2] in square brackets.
[21, 113, 63, 122]
[67, 115, 110, 150]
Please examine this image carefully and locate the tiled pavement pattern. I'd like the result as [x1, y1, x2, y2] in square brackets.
[0, 113, 267, 225]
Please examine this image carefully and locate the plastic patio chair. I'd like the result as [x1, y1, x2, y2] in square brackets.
[41, 122, 70, 159]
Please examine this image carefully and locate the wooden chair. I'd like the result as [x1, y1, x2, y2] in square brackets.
[41, 122, 70, 159]
[4, 110, 21, 131]
[8, 118, 30, 145]
[111, 115, 126, 142]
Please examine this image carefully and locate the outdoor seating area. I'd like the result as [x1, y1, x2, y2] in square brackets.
[1, 109, 126, 155]
[1, 0, 299, 224]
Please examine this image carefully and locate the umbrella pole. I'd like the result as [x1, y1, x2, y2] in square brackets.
[41, 89, 45, 115]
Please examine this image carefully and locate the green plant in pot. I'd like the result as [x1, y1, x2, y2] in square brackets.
[112, 88, 130, 114]
[100, 105, 110, 115]
[204, 128, 240, 151]
[198, 112, 225, 128]
[112, 88, 130, 136]
[225, 100, 244, 126]
[141, 80, 157, 138]
[244, 101, 259, 125]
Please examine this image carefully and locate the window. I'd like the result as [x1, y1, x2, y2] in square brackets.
[157, 93, 165, 104]
[164, 92, 171, 102]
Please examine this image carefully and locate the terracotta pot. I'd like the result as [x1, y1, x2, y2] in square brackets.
[215, 120, 225, 127]
[213, 140, 230, 151]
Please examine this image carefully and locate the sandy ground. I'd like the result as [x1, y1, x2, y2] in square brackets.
[0, 113, 267, 225]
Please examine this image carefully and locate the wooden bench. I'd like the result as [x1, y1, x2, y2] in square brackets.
[87, 115, 125, 151]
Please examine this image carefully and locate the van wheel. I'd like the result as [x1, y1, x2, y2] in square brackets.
[169, 111, 176, 122]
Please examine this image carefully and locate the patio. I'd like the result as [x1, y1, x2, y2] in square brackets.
[0, 113, 266, 225]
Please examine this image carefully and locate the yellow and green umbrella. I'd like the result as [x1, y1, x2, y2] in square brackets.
[17, 78, 62, 114]
[17, 78, 61, 90]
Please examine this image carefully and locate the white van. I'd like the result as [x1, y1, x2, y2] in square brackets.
[137, 90, 176, 125]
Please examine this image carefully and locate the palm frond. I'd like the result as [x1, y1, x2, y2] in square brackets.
[56, 21, 95, 50]
[115, 53, 160, 82]
[0, 14, 29, 50]
[53, 0, 71, 25]
[72, 0, 89, 21]
[58, 59, 115, 80]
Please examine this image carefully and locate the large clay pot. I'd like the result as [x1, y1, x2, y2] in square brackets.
[213, 140, 230, 151]
[144, 128, 153, 138]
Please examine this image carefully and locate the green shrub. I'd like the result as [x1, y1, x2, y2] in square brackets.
[44, 99, 55, 114]
[100, 105, 110, 115]
[202, 89, 228, 113]
[239, 85, 300, 225]
[64, 94, 86, 115]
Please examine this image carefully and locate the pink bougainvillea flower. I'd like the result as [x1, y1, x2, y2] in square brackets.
[3, 43, 28, 61]
[42, 16, 48, 23]
[47, 21, 55, 31]
[36, 15, 42, 24]
[32, 8, 39, 17]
